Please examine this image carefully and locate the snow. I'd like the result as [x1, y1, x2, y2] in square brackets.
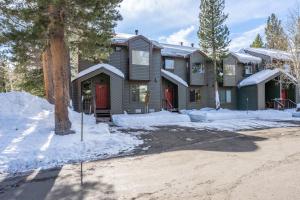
[112, 111, 191, 129]
[74, 63, 124, 80]
[179, 108, 299, 131]
[0, 92, 141, 174]
[231, 52, 262, 64]
[161, 69, 188, 87]
[244, 48, 292, 61]
[160, 43, 200, 58]
[238, 69, 296, 87]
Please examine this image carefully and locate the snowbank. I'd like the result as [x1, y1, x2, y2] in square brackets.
[112, 111, 191, 128]
[0, 92, 141, 174]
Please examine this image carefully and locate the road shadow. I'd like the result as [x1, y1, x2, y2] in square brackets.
[122, 126, 268, 155]
[0, 164, 116, 200]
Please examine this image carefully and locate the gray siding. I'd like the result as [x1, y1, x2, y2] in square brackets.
[223, 55, 237, 86]
[219, 86, 237, 109]
[163, 57, 188, 81]
[129, 37, 150, 80]
[238, 85, 258, 110]
[189, 52, 207, 86]
[187, 86, 208, 109]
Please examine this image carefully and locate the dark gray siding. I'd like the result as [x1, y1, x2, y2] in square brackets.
[163, 57, 188, 82]
[129, 37, 150, 80]
[109, 46, 129, 77]
[72, 79, 80, 111]
[187, 86, 208, 109]
[238, 85, 258, 110]
[189, 52, 207, 86]
[223, 55, 237, 86]
[219, 86, 237, 109]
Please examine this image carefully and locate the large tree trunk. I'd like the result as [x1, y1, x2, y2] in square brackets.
[42, 46, 55, 104]
[48, 5, 72, 135]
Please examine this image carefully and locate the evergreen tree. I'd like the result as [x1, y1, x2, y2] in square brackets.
[251, 34, 264, 48]
[198, 0, 230, 109]
[0, 61, 10, 93]
[265, 13, 288, 50]
[0, 0, 122, 135]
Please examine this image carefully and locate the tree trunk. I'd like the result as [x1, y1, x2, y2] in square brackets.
[48, 5, 72, 135]
[42, 46, 55, 104]
[213, 53, 220, 110]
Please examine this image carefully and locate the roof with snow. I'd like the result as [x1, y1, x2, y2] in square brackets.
[160, 43, 203, 58]
[112, 33, 162, 48]
[161, 69, 188, 87]
[74, 63, 124, 80]
[244, 48, 292, 62]
[230, 52, 262, 64]
[238, 69, 297, 87]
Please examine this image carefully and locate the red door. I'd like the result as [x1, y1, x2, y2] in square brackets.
[164, 87, 173, 109]
[96, 84, 109, 109]
[281, 89, 287, 100]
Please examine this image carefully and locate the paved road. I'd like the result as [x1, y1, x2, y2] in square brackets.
[1, 126, 300, 200]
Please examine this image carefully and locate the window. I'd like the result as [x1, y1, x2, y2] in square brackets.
[220, 89, 232, 104]
[192, 63, 205, 74]
[245, 65, 253, 75]
[132, 50, 149, 66]
[165, 59, 175, 70]
[224, 64, 235, 75]
[190, 88, 201, 103]
[131, 84, 148, 103]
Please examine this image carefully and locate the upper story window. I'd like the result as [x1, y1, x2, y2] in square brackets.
[192, 63, 205, 74]
[132, 50, 149, 66]
[245, 65, 253, 75]
[165, 59, 175, 70]
[224, 64, 235, 75]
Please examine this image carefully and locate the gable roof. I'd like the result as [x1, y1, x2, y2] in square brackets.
[160, 43, 206, 58]
[74, 63, 124, 81]
[244, 48, 292, 61]
[238, 69, 296, 88]
[161, 69, 188, 87]
[230, 52, 262, 64]
[112, 33, 163, 48]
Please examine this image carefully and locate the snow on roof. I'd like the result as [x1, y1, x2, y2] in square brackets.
[74, 63, 124, 80]
[112, 33, 163, 48]
[160, 43, 200, 58]
[238, 68, 297, 87]
[244, 48, 292, 61]
[161, 69, 188, 87]
[231, 52, 262, 64]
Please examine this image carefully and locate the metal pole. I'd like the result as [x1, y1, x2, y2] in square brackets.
[81, 96, 84, 142]
[246, 98, 249, 114]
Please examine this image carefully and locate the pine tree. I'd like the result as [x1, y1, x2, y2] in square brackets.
[251, 34, 264, 48]
[0, 0, 122, 135]
[265, 13, 288, 50]
[0, 61, 10, 93]
[198, 0, 230, 109]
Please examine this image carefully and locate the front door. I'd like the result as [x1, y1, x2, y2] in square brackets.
[96, 84, 109, 109]
[165, 87, 173, 109]
[281, 89, 287, 100]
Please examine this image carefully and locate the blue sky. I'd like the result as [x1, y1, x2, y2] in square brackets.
[116, 0, 299, 51]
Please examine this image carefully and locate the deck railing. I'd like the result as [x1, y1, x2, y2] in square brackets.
[272, 98, 297, 110]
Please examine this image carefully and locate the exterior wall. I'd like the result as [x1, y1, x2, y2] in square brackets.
[237, 85, 258, 110]
[189, 51, 207, 86]
[186, 86, 208, 109]
[163, 57, 188, 81]
[223, 55, 237, 86]
[219, 86, 237, 109]
[206, 61, 216, 108]
[128, 37, 151, 81]
[257, 83, 266, 110]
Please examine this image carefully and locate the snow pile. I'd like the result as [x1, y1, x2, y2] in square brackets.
[74, 63, 124, 80]
[180, 108, 299, 131]
[161, 69, 188, 87]
[112, 111, 191, 128]
[231, 52, 262, 64]
[0, 92, 141, 174]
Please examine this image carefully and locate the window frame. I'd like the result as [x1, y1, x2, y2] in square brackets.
[165, 59, 175, 70]
[192, 63, 205, 74]
[130, 84, 148, 103]
[224, 64, 235, 75]
[244, 65, 253, 75]
[132, 50, 150, 66]
[189, 88, 201, 103]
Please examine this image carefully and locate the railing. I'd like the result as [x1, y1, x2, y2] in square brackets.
[272, 98, 297, 110]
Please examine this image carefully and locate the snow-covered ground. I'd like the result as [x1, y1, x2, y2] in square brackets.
[112, 111, 191, 129]
[112, 108, 299, 131]
[0, 92, 142, 175]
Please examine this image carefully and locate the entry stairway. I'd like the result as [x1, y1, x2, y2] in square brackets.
[271, 98, 297, 110]
[95, 109, 111, 122]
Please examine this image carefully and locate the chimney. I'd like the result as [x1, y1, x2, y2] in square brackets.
[180, 42, 183, 46]
[135, 29, 139, 35]
[191, 43, 194, 47]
